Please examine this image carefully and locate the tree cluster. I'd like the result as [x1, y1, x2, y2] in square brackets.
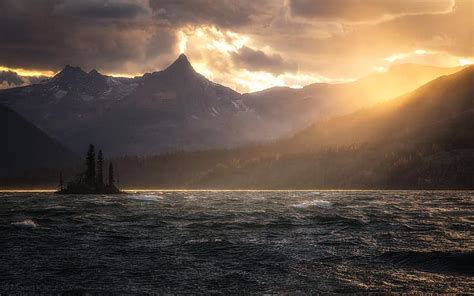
[57, 144, 122, 194]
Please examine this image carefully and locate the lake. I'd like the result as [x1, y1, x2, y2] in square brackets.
[0, 190, 472, 293]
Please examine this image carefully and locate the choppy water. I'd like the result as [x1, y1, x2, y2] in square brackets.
[0, 191, 472, 294]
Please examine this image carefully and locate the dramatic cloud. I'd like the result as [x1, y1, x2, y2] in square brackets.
[148, 0, 277, 28]
[0, 0, 472, 91]
[54, 0, 152, 20]
[289, 0, 455, 22]
[231, 46, 297, 75]
[0, 70, 47, 90]
[0, 71, 23, 86]
[0, 0, 176, 74]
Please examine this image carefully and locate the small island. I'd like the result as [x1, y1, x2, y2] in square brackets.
[57, 144, 123, 194]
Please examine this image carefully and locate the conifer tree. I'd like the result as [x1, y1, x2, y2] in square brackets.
[86, 144, 96, 186]
[97, 150, 104, 187]
[108, 162, 115, 186]
[58, 172, 63, 191]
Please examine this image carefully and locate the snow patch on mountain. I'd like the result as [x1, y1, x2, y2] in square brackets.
[55, 90, 67, 99]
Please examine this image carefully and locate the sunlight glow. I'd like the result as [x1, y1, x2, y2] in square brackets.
[172, 25, 348, 92]
[372, 66, 388, 73]
[228, 70, 350, 93]
[178, 26, 248, 56]
[0, 66, 55, 77]
[204, 28, 247, 53]
[414, 49, 428, 55]
[193, 63, 215, 80]
[103, 72, 140, 78]
[380, 49, 474, 70]
[458, 58, 474, 66]
[178, 30, 188, 54]
[384, 49, 431, 63]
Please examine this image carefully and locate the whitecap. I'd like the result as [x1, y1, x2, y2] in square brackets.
[184, 238, 223, 245]
[130, 194, 164, 202]
[293, 199, 332, 209]
[12, 219, 38, 228]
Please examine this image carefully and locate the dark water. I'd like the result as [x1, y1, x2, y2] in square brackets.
[0, 191, 472, 294]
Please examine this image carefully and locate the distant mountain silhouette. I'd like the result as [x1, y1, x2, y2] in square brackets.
[289, 65, 474, 151]
[0, 55, 259, 156]
[0, 55, 464, 157]
[243, 63, 465, 138]
[0, 104, 77, 177]
[104, 66, 472, 189]
[193, 65, 473, 188]
[2, 66, 472, 189]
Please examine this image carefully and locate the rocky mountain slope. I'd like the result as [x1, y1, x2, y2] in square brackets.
[106, 66, 473, 189]
[0, 104, 76, 177]
[0, 55, 463, 157]
[0, 55, 259, 156]
[3, 66, 472, 189]
[195, 66, 474, 188]
[243, 64, 464, 137]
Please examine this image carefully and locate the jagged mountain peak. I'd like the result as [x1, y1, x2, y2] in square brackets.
[52, 65, 88, 83]
[88, 69, 101, 76]
[176, 53, 191, 65]
[163, 53, 195, 75]
[46, 65, 111, 94]
[51, 65, 109, 85]
[59, 65, 87, 76]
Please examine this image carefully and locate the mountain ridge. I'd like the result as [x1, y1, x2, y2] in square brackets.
[2, 65, 472, 189]
[0, 54, 257, 156]
[0, 54, 467, 158]
[65, 64, 471, 190]
[0, 104, 77, 178]
[187, 65, 474, 189]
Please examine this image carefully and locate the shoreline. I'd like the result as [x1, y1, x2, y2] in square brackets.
[0, 188, 473, 193]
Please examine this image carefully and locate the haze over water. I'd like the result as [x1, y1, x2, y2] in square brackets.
[0, 191, 472, 293]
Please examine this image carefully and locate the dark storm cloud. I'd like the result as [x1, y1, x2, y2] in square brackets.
[0, 71, 24, 86]
[0, 0, 471, 90]
[54, 0, 152, 20]
[231, 46, 297, 74]
[149, 0, 277, 28]
[0, 0, 280, 74]
[289, 0, 454, 21]
[0, 71, 48, 89]
[0, 0, 176, 73]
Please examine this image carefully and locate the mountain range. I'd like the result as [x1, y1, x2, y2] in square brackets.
[0, 55, 463, 157]
[108, 65, 473, 189]
[242, 63, 464, 136]
[1, 55, 472, 188]
[198, 66, 474, 188]
[0, 104, 76, 177]
[0, 55, 257, 156]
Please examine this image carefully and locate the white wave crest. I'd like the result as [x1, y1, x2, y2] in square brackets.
[293, 199, 332, 209]
[12, 219, 38, 228]
[130, 194, 164, 201]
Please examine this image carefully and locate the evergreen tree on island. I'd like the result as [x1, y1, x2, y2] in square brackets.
[97, 150, 104, 189]
[57, 144, 122, 194]
[58, 172, 63, 191]
[85, 144, 96, 188]
[108, 162, 115, 186]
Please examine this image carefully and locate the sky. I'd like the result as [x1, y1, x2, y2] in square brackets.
[0, 0, 473, 92]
